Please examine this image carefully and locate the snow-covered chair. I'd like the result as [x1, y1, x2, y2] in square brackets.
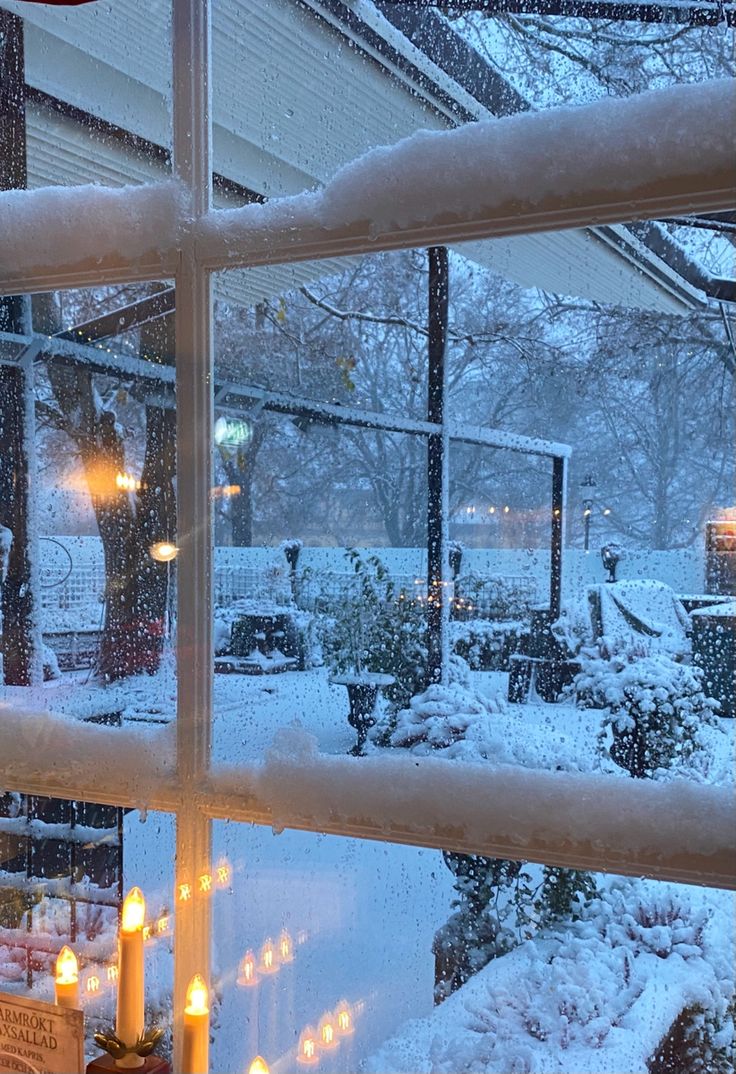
[587, 579, 691, 657]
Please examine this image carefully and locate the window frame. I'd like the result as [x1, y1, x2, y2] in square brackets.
[0, 2, 734, 1067]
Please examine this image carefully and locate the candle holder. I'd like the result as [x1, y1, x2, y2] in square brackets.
[86, 1027, 170, 1074]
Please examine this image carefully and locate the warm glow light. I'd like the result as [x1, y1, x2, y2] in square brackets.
[603, 507, 612, 515]
[238, 950, 257, 986]
[150, 540, 178, 562]
[260, 939, 276, 973]
[116, 471, 141, 492]
[318, 1014, 336, 1049]
[216, 865, 230, 885]
[179, 883, 192, 901]
[185, 974, 209, 1016]
[121, 887, 146, 932]
[503, 505, 510, 513]
[583, 508, 592, 516]
[199, 873, 213, 893]
[248, 1058, 270, 1074]
[278, 929, 293, 963]
[335, 1002, 353, 1035]
[157, 915, 170, 934]
[86, 975, 100, 994]
[107, 964, 119, 982]
[297, 1027, 319, 1065]
[142, 925, 153, 942]
[56, 946, 78, 984]
[488, 505, 495, 514]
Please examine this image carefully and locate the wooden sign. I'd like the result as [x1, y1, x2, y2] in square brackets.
[0, 991, 84, 1074]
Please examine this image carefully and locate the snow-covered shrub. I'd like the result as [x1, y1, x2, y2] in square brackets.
[322, 549, 427, 710]
[575, 642, 720, 779]
[389, 682, 507, 759]
[450, 618, 527, 670]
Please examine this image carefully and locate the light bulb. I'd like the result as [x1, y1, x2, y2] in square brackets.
[150, 541, 178, 562]
[56, 946, 78, 984]
[335, 1000, 353, 1036]
[248, 1058, 270, 1074]
[278, 929, 293, 963]
[318, 1013, 337, 1049]
[121, 887, 146, 932]
[238, 950, 258, 987]
[185, 974, 209, 1015]
[297, 1027, 319, 1065]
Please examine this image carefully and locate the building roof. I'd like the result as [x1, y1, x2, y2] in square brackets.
[7, 0, 722, 312]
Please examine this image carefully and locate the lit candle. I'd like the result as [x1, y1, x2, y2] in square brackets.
[116, 886, 146, 1069]
[181, 973, 209, 1074]
[54, 945, 79, 1009]
[248, 1058, 270, 1074]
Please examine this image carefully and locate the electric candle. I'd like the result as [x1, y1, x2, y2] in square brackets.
[248, 1058, 270, 1074]
[54, 945, 79, 1009]
[181, 974, 209, 1074]
[116, 886, 146, 1069]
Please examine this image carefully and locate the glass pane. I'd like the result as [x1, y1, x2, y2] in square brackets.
[210, 824, 735, 1073]
[0, 792, 174, 1066]
[214, 251, 430, 422]
[1, 284, 177, 725]
[211, 0, 477, 205]
[3, 0, 171, 192]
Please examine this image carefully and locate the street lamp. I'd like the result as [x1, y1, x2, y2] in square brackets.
[580, 473, 596, 552]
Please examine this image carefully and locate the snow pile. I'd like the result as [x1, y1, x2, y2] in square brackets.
[390, 683, 508, 761]
[199, 78, 736, 256]
[0, 698, 175, 807]
[0, 181, 181, 280]
[365, 879, 734, 1073]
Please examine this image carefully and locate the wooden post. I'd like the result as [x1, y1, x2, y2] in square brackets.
[426, 247, 449, 684]
[0, 10, 40, 685]
[550, 455, 565, 620]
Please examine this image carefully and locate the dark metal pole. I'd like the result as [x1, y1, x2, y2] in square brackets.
[550, 456, 565, 620]
[427, 247, 449, 684]
[0, 10, 37, 685]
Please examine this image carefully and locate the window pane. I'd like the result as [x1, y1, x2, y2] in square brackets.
[210, 823, 735, 1073]
[0, 792, 174, 1064]
[211, 0, 486, 205]
[0, 285, 177, 724]
[3, 1, 171, 191]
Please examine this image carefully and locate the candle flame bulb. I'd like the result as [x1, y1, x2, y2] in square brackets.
[122, 886, 146, 932]
[318, 1013, 337, 1049]
[54, 945, 80, 1009]
[56, 945, 78, 984]
[249, 1058, 270, 1074]
[238, 950, 258, 986]
[185, 974, 209, 1015]
[297, 1027, 319, 1065]
[260, 939, 276, 973]
[150, 541, 178, 563]
[182, 974, 210, 1074]
[278, 929, 293, 963]
[335, 1001, 353, 1035]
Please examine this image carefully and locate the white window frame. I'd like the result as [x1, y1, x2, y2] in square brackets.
[1, 2, 734, 1067]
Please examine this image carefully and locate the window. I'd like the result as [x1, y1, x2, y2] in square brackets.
[1, 2, 734, 1071]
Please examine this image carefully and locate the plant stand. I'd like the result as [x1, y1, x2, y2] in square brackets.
[329, 673, 395, 755]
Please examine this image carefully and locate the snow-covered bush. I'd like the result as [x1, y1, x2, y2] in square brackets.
[450, 618, 527, 670]
[575, 643, 720, 779]
[389, 682, 507, 758]
[322, 548, 427, 710]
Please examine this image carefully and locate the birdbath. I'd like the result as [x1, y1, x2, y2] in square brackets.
[329, 672, 395, 755]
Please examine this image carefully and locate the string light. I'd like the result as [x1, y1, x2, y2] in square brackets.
[238, 950, 258, 987]
[297, 1027, 319, 1065]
